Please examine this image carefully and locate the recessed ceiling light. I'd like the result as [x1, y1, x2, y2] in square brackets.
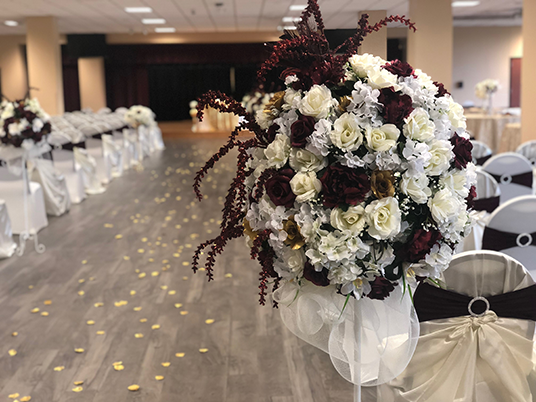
[4, 20, 18, 27]
[282, 17, 301, 22]
[283, 25, 298, 30]
[125, 7, 153, 13]
[155, 27, 176, 33]
[289, 5, 307, 11]
[142, 18, 166, 24]
[452, 1, 480, 7]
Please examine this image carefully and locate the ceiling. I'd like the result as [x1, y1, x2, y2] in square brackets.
[0, 0, 524, 35]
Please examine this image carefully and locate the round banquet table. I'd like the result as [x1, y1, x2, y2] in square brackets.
[466, 113, 520, 153]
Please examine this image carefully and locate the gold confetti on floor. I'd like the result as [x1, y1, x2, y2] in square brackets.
[161, 362, 171, 367]
[155, 375, 164, 381]
[41, 311, 49, 317]
[96, 330, 105, 335]
[134, 333, 144, 338]
[54, 366, 65, 372]
[74, 348, 85, 353]
[72, 386, 83, 392]
[73, 381, 84, 386]
[94, 302, 104, 307]
[12, 332, 18, 337]
[86, 320, 95, 325]
[174, 303, 183, 309]
[151, 324, 161, 330]
[133, 306, 142, 311]
[127, 384, 140, 392]
[8, 393, 19, 399]
[175, 352, 185, 358]
[44, 300, 52, 305]
[205, 319, 215, 325]
[8, 349, 17, 356]
[180, 311, 189, 316]
[199, 348, 209, 353]
[20, 396, 31, 401]
[30, 307, 40, 313]
[168, 290, 176, 295]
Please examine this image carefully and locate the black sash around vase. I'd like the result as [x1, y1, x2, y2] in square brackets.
[489, 171, 533, 188]
[482, 227, 536, 251]
[414, 282, 536, 322]
[475, 154, 492, 166]
[473, 195, 500, 213]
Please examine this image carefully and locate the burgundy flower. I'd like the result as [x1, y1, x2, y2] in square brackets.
[450, 133, 473, 169]
[290, 115, 316, 148]
[433, 81, 450, 98]
[367, 277, 396, 300]
[303, 262, 330, 287]
[466, 185, 477, 209]
[383, 60, 414, 78]
[309, 58, 345, 88]
[406, 228, 442, 263]
[259, 249, 278, 278]
[266, 123, 279, 143]
[378, 87, 414, 127]
[320, 164, 370, 208]
[265, 168, 296, 208]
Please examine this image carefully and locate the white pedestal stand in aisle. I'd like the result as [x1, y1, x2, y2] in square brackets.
[353, 304, 361, 402]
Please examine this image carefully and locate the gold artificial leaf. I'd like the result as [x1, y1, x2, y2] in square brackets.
[127, 384, 140, 392]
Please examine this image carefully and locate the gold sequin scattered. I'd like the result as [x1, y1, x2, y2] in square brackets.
[30, 308, 40, 313]
[133, 306, 142, 311]
[151, 271, 159, 277]
[175, 352, 185, 357]
[54, 366, 65, 372]
[155, 375, 164, 381]
[205, 319, 215, 325]
[86, 320, 95, 325]
[198, 267, 206, 271]
[139, 318, 147, 323]
[138, 273, 146, 279]
[134, 333, 144, 338]
[161, 362, 171, 367]
[151, 324, 160, 330]
[174, 303, 183, 309]
[199, 348, 209, 353]
[115, 234, 123, 239]
[74, 348, 84, 353]
[148, 257, 154, 262]
[96, 330, 105, 335]
[127, 384, 140, 392]
[44, 300, 52, 305]
[72, 386, 83, 392]
[78, 291, 85, 296]
[180, 311, 188, 316]
[94, 302, 104, 307]
[114, 300, 128, 307]
[40, 312, 49, 317]
[173, 253, 180, 258]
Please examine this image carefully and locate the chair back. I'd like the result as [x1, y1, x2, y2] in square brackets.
[475, 170, 499, 199]
[471, 140, 492, 165]
[483, 153, 533, 203]
[516, 140, 536, 166]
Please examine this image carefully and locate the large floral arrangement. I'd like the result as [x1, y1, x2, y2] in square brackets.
[0, 98, 51, 148]
[124, 105, 155, 128]
[475, 79, 499, 100]
[193, 2, 475, 306]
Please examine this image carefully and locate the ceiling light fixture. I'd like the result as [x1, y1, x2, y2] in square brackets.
[289, 5, 307, 11]
[142, 18, 166, 24]
[125, 7, 153, 13]
[155, 27, 176, 33]
[282, 17, 301, 22]
[452, 1, 480, 7]
[283, 25, 298, 30]
[4, 20, 18, 27]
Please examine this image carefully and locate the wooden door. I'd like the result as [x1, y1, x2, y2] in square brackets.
[510, 57, 521, 108]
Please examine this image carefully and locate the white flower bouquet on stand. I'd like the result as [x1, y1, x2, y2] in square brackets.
[475, 79, 499, 114]
[191, 1, 475, 399]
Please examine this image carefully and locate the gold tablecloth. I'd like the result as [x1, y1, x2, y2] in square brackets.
[466, 114, 520, 152]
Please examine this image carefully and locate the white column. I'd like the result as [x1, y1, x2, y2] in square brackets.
[78, 57, 107, 112]
[521, 0, 536, 142]
[358, 10, 387, 60]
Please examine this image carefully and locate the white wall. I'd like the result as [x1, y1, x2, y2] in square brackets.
[451, 26, 523, 108]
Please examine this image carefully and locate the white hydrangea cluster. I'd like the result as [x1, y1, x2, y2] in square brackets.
[0, 98, 51, 148]
[124, 105, 156, 128]
[475, 79, 499, 100]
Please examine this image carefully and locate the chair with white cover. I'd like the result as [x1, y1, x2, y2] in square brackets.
[102, 133, 123, 178]
[483, 153, 533, 204]
[51, 149, 86, 204]
[85, 138, 112, 184]
[73, 147, 105, 195]
[0, 166, 48, 235]
[517, 140, 536, 166]
[149, 125, 165, 151]
[470, 140, 493, 166]
[481, 195, 536, 278]
[29, 158, 71, 216]
[0, 200, 16, 258]
[366, 250, 536, 402]
[463, 170, 500, 252]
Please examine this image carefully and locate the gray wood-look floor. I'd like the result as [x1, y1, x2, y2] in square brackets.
[0, 139, 354, 402]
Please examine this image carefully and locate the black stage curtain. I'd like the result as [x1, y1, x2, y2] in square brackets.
[61, 46, 81, 112]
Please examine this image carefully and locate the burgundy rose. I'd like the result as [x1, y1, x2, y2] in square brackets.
[406, 228, 442, 263]
[265, 168, 296, 208]
[290, 115, 316, 148]
[383, 60, 414, 78]
[310, 58, 345, 88]
[320, 164, 370, 208]
[367, 277, 396, 300]
[433, 81, 450, 98]
[466, 185, 477, 209]
[450, 133, 473, 169]
[266, 123, 279, 144]
[303, 262, 330, 287]
[378, 87, 414, 127]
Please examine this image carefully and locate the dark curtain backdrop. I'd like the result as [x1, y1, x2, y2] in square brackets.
[62, 46, 81, 112]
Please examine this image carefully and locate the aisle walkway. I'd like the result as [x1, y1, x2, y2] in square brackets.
[0, 139, 353, 402]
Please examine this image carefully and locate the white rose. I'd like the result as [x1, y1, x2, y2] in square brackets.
[8, 122, 20, 135]
[283, 88, 301, 111]
[1, 103, 14, 120]
[400, 173, 432, 204]
[414, 69, 436, 91]
[365, 197, 401, 240]
[439, 170, 469, 198]
[290, 171, 322, 203]
[428, 188, 462, 225]
[425, 140, 453, 176]
[365, 123, 400, 152]
[289, 148, 327, 172]
[403, 108, 435, 142]
[330, 112, 363, 151]
[32, 118, 44, 132]
[367, 66, 401, 91]
[447, 97, 467, 130]
[298, 84, 334, 119]
[274, 248, 306, 279]
[264, 133, 290, 169]
[348, 53, 384, 78]
[330, 205, 366, 235]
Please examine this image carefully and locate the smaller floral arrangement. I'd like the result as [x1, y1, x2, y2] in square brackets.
[242, 90, 275, 114]
[0, 98, 51, 148]
[124, 105, 156, 128]
[475, 79, 499, 100]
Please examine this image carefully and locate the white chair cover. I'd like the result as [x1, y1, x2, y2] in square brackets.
[51, 149, 86, 204]
[123, 128, 139, 168]
[86, 138, 111, 185]
[137, 126, 152, 158]
[30, 158, 71, 216]
[367, 251, 536, 402]
[463, 170, 500, 252]
[149, 125, 165, 151]
[471, 140, 492, 164]
[483, 153, 533, 203]
[483, 195, 536, 278]
[517, 141, 536, 166]
[102, 134, 123, 178]
[0, 166, 48, 235]
[73, 147, 105, 195]
[0, 200, 16, 258]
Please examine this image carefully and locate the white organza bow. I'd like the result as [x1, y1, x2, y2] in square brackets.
[273, 281, 419, 387]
